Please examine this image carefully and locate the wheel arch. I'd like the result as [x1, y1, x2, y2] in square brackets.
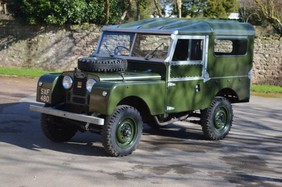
[215, 88, 239, 103]
[117, 96, 152, 123]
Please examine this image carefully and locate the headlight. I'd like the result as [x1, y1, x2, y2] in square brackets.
[62, 75, 73, 89]
[86, 79, 96, 93]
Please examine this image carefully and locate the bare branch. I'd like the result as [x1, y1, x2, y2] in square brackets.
[153, 0, 164, 17]
[254, 0, 282, 34]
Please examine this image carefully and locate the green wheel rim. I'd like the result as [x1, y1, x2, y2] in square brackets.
[116, 118, 137, 149]
[214, 106, 228, 132]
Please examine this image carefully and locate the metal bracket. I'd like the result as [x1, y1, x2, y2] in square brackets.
[166, 106, 175, 111]
[168, 82, 176, 87]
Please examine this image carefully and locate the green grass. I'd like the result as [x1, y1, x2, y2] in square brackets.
[251, 85, 282, 97]
[251, 85, 282, 93]
[0, 67, 56, 77]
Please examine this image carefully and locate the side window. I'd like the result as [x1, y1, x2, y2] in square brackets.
[214, 39, 248, 56]
[190, 40, 203, 60]
[172, 39, 203, 61]
[172, 39, 189, 61]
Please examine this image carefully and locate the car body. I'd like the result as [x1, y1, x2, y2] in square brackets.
[30, 18, 255, 156]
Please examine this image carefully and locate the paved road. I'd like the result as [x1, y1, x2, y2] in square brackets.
[0, 77, 281, 187]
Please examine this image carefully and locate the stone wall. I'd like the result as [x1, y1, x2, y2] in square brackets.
[0, 21, 100, 71]
[252, 37, 281, 86]
[0, 21, 281, 86]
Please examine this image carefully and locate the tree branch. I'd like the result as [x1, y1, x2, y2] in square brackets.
[153, 0, 164, 17]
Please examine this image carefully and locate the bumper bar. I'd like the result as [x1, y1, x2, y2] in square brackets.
[30, 105, 104, 125]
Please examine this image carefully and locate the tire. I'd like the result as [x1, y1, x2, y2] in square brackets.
[102, 105, 143, 157]
[41, 114, 77, 142]
[78, 57, 127, 73]
[201, 97, 233, 140]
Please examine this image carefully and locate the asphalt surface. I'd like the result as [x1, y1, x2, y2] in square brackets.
[0, 76, 281, 187]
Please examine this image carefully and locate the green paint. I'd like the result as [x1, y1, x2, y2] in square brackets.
[34, 18, 255, 123]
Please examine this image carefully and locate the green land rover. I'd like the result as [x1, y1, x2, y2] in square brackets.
[30, 18, 255, 156]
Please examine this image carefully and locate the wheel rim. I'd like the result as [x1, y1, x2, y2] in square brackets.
[214, 106, 228, 132]
[116, 118, 137, 149]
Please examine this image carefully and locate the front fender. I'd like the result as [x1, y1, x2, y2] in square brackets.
[89, 81, 166, 116]
[36, 73, 64, 105]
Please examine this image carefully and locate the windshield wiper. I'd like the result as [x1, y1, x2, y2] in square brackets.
[104, 44, 114, 57]
[144, 43, 164, 60]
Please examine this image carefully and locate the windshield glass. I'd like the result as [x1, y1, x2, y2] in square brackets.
[97, 32, 135, 56]
[132, 34, 170, 60]
[97, 32, 171, 60]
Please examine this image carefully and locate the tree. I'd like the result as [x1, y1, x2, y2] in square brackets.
[105, 0, 110, 24]
[136, 0, 141, 20]
[254, 0, 282, 35]
[153, 0, 164, 17]
[204, 0, 239, 18]
[239, 0, 259, 23]
[163, 0, 239, 18]
[8, 0, 125, 25]
[175, 0, 182, 18]
[120, 0, 133, 22]
[0, 0, 7, 14]
[182, 0, 207, 18]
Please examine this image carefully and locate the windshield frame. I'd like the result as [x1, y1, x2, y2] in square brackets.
[93, 31, 172, 62]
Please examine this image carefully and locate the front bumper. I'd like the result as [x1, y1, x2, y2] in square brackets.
[30, 105, 104, 125]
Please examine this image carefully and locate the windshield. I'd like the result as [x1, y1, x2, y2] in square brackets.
[97, 32, 171, 60]
[97, 32, 134, 56]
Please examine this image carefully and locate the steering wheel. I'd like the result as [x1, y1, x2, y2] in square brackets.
[114, 46, 130, 55]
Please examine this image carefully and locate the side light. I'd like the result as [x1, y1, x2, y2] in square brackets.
[86, 79, 97, 93]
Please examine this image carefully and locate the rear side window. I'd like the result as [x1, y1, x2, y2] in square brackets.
[214, 39, 248, 56]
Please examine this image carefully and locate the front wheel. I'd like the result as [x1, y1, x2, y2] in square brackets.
[41, 114, 77, 142]
[102, 105, 143, 157]
[201, 97, 233, 140]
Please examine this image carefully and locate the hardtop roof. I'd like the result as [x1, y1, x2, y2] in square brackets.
[102, 18, 255, 36]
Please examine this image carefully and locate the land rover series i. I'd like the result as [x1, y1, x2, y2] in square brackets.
[30, 18, 255, 156]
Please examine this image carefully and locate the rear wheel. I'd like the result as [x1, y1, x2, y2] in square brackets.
[201, 97, 233, 140]
[41, 114, 77, 142]
[102, 105, 143, 157]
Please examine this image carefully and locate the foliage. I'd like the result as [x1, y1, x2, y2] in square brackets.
[239, 0, 282, 35]
[182, 0, 207, 18]
[7, 0, 123, 25]
[121, 0, 155, 22]
[8, 0, 280, 33]
[254, 0, 282, 35]
[204, 0, 240, 18]
[169, 0, 239, 18]
[239, 0, 263, 25]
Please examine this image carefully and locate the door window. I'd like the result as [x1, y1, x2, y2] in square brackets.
[172, 39, 203, 61]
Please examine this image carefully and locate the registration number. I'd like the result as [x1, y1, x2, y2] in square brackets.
[40, 88, 50, 103]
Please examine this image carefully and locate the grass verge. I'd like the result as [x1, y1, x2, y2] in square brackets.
[251, 85, 282, 93]
[0, 67, 281, 97]
[0, 67, 56, 77]
[251, 85, 282, 98]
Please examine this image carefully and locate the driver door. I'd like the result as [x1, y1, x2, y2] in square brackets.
[166, 35, 210, 113]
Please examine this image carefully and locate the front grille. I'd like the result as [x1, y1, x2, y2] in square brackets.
[73, 97, 86, 104]
[64, 72, 89, 110]
[73, 77, 87, 96]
